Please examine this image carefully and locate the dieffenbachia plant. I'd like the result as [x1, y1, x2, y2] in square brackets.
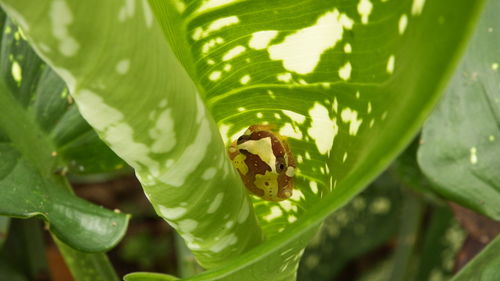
[0, 0, 486, 280]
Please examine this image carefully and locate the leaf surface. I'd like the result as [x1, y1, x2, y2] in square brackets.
[0, 16, 129, 252]
[418, 0, 500, 220]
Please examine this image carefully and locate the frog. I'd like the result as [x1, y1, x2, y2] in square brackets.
[228, 124, 295, 201]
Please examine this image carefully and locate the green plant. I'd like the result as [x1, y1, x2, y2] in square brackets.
[0, 0, 498, 280]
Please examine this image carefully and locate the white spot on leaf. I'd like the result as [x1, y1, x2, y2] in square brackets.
[310, 181, 318, 194]
[268, 9, 354, 74]
[411, 0, 426, 16]
[279, 123, 303, 139]
[202, 167, 217, 180]
[149, 109, 176, 153]
[264, 206, 282, 221]
[179, 219, 198, 232]
[399, 14, 408, 34]
[237, 200, 250, 223]
[207, 193, 224, 213]
[240, 74, 251, 84]
[197, 0, 240, 14]
[344, 43, 352, 53]
[210, 233, 238, 252]
[282, 110, 306, 124]
[11, 61, 22, 84]
[209, 71, 222, 81]
[277, 72, 293, 83]
[223, 45, 246, 61]
[50, 0, 80, 56]
[159, 206, 187, 220]
[115, 59, 130, 74]
[357, 0, 373, 24]
[142, 0, 153, 28]
[341, 108, 363, 135]
[386, 55, 395, 74]
[470, 147, 478, 164]
[338, 62, 352, 80]
[308, 103, 338, 154]
[249, 30, 278, 50]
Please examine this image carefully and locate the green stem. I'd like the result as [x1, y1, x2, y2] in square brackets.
[389, 191, 424, 281]
[54, 236, 120, 281]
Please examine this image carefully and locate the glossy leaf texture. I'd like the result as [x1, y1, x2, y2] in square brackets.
[0, 16, 129, 251]
[450, 235, 500, 281]
[1, 0, 486, 280]
[0, 18, 126, 175]
[0, 142, 128, 251]
[418, 0, 500, 220]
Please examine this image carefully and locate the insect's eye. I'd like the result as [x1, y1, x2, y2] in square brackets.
[276, 158, 286, 172]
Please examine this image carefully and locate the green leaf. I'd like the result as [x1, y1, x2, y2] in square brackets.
[125, 272, 180, 281]
[1, 0, 486, 279]
[0, 19, 129, 251]
[418, 0, 500, 220]
[415, 206, 465, 281]
[0, 141, 129, 252]
[450, 235, 500, 281]
[0, 18, 125, 175]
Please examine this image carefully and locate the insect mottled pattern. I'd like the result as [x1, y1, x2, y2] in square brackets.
[228, 125, 296, 201]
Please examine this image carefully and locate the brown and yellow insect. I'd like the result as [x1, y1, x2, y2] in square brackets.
[228, 125, 295, 201]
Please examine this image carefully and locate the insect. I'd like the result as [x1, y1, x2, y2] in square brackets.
[228, 124, 295, 201]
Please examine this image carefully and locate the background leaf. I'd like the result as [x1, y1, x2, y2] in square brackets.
[0, 17, 126, 175]
[0, 14, 129, 252]
[298, 172, 402, 281]
[0, 142, 129, 252]
[0, 219, 48, 281]
[418, 0, 500, 220]
[450, 235, 500, 281]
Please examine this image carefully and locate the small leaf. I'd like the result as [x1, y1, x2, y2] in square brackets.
[124, 272, 180, 281]
[450, 235, 500, 281]
[298, 172, 402, 281]
[0, 143, 129, 252]
[418, 0, 500, 220]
